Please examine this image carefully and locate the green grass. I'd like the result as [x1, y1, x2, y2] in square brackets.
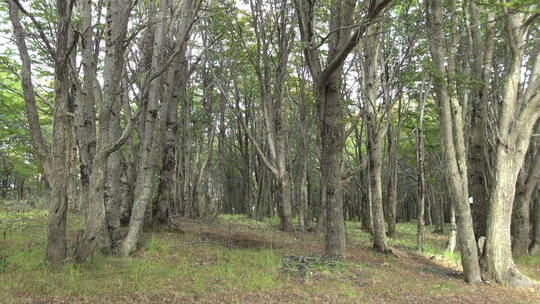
[346, 220, 461, 264]
[218, 213, 280, 228]
[0, 211, 287, 302]
[2, 210, 539, 303]
[515, 255, 540, 281]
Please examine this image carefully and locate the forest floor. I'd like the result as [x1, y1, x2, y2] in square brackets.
[1, 206, 540, 303]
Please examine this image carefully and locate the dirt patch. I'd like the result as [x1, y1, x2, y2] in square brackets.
[168, 217, 293, 250]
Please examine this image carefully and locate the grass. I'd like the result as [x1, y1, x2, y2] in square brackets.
[1, 208, 539, 303]
[346, 220, 461, 263]
[0, 212, 285, 302]
[515, 255, 540, 281]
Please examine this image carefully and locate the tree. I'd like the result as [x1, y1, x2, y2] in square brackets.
[416, 79, 427, 252]
[482, 4, 540, 286]
[239, 0, 295, 231]
[121, 0, 198, 256]
[295, 0, 393, 259]
[77, 0, 133, 261]
[425, 0, 482, 283]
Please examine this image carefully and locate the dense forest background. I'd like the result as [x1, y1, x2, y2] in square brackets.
[1, 0, 540, 299]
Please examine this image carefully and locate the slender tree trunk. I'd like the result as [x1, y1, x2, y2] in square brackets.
[426, 0, 482, 283]
[104, 99, 122, 245]
[367, 128, 388, 252]
[386, 118, 399, 237]
[467, 2, 494, 240]
[7, 0, 52, 181]
[74, 0, 98, 218]
[46, 0, 73, 269]
[416, 92, 426, 252]
[122, 0, 168, 255]
[446, 205, 457, 253]
[362, 26, 388, 253]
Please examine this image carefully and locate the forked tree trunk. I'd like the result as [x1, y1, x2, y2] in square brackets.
[122, 0, 196, 255]
[155, 48, 187, 224]
[483, 9, 540, 286]
[77, 0, 131, 261]
[295, 0, 392, 259]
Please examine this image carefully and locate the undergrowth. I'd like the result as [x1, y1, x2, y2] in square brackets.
[0, 209, 538, 303]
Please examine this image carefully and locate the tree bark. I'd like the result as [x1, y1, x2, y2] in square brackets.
[362, 25, 389, 253]
[467, 2, 494, 240]
[416, 88, 426, 252]
[294, 0, 392, 260]
[530, 191, 540, 255]
[122, 0, 196, 255]
[482, 8, 540, 286]
[426, 0, 482, 283]
[512, 145, 540, 256]
[74, 0, 98, 218]
[77, 0, 131, 261]
[6, 0, 52, 181]
[122, 0, 169, 256]
[46, 0, 73, 269]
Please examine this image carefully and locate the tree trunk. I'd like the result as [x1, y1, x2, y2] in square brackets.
[426, 0, 482, 283]
[362, 26, 388, 253]
[485, 149, 535, 285]
[122, 0, 195, 255]
[483, 9, 540, 286]
[416, 91, 426, 252]
[104, 99, 122, 245]
[122, 0, 168, 256]
[7, 0, 52, 181]
[446, 205, 457, 253]
[367, 129, 388, 253]
[46, 0, 73, 269]
[386, 118, 399, 237]
[467, 2, 494, 240]
[294, 0, 392, 259]
[77, 0, 131, 261]
[530, 192, 540, 255]
[74, 0, 98, 218]
[155, 46, 188, 223]
[512, 140, 540, 256]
